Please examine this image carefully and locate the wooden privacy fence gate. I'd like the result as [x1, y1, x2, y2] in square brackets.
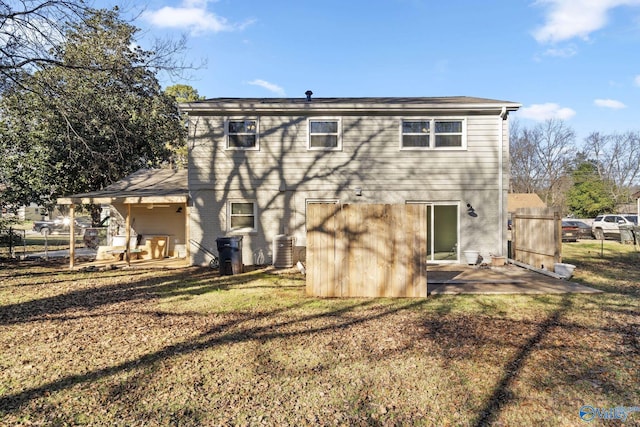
[511, 207, 561, 270]
[306, 203, 427, 298]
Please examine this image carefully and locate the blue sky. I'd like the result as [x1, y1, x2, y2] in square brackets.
[127, 0, 640, 143]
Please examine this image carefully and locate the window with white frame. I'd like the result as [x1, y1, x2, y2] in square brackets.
[401, 118, 465, 149]
[308, 118, 341, 150]
[226, 119, 258, 150]
[228, 200, 257, 232]
[434, 120, 463, 147]
[401, 120, 430, 148]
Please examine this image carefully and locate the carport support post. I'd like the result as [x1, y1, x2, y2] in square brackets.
[125, 203, 131, 266]
[69, 204, 76, 269]
[184, 202, 190, 266]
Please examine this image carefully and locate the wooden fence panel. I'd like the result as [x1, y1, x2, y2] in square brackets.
[306, 203, 339, 297]
[306, 203, 427, 298]
[512, 207, 561, 270]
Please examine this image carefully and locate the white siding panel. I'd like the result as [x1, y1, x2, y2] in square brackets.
[187, 110, 510, 265]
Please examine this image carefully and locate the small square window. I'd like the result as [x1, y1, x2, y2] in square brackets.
[228, 201, 257, 232]
[308, 118, 341, 150]
[227, 119, 258, 150]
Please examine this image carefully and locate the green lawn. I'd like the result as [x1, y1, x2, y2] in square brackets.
[0, 241, 638, 426]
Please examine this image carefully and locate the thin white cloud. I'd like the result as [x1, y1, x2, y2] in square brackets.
[543, 44, 578, 57]
[143, 1, 254, 35]
[247, 79, 286, 96]
[519, 103, 576, 121]
[183, 0, 209, 7]
[594, 98, 627, 109]
[533, 0, 640, 43]
[634, 75, 640, 86]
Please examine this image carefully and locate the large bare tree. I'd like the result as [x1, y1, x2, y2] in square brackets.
[510, 120, 542, 194]
[510, 118, 576, 208]
[0, 1, 191, 92]
[583, 131, 640, 206]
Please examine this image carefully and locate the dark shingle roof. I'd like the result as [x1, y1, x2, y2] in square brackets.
[200, 96, 517, 105]
[57, 169, 188, 204]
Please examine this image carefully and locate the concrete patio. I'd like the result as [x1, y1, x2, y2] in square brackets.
[427, 263, 602, 295]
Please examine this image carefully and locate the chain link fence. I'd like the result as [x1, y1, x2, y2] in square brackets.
[0, 226, 105, 260]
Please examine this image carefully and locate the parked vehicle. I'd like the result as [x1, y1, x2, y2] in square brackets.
[562, 220, 593, 240]
[561, 221, 579, 242]
[591, 214, 638, 240]
[32, 216, 90, 235]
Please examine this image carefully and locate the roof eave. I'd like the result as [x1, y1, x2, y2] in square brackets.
[57, 194, 188, 205]
[179, 100, 522, 114]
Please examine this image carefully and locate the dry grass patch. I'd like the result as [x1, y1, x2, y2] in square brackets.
[0, 246, 639, 426]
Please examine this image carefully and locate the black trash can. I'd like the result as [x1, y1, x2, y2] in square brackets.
[216, 236, 243, 275]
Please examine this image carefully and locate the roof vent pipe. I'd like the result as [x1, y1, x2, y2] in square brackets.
[305, 90, 313, 101]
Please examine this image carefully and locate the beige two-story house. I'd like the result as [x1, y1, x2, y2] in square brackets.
[181, 96, 521, 267]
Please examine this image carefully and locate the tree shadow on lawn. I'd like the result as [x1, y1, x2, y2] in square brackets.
[424, 292, 639, 426]
[469, 295, 573, 426]
[1, 266, 637, 423]
[0, 291, 428, 412]
[0, 267, 294, 325]
[0, 266, 148, 289]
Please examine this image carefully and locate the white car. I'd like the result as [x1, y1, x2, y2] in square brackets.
[592, 214, 638, 240]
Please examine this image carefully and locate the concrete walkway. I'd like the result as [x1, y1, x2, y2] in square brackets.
[23, 248, 97, 260]
[427, 263, 602, 295]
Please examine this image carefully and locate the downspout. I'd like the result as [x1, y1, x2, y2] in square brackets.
[498, 106, 508, 256]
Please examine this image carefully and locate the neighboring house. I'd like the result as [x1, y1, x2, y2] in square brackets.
[18, 204, 46, 221]
[181, 96, 521, 267]
[507, 193, 546, 215]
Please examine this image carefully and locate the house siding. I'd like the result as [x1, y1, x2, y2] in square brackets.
[186, 99, 518, 266]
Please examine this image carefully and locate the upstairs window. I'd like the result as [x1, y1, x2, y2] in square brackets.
[308, 118, 341, 150]
[434, 121, 463, 147]
[226, 119, 258, 150]
[401, 118, 465, 149]
[402, 120, 430, 148]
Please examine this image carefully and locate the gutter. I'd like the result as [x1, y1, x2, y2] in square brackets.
[498, 106, 507, 256]
[179, 101, 523, 115]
